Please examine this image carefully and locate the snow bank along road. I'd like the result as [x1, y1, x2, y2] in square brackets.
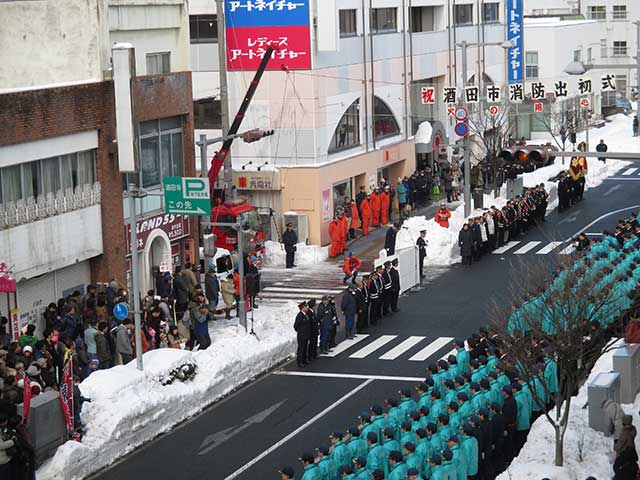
[94, 164, 640, 480]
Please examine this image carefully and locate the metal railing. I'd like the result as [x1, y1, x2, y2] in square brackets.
[0, 182, 101, 230]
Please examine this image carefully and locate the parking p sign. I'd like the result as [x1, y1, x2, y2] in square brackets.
[163, 177, 211, 216]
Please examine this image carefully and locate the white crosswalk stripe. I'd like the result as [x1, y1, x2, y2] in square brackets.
[493, 241, 520, 254]
[321, 334, 369, 357]
[536, 241, 564, 255]
[622, 168, 638, 176]
[379, 336, 426, 360]
[560, 243, 576, 255]
[408, 337, 454, 362]
[349, 335, 398, 358]
[513, 241, 541, 255]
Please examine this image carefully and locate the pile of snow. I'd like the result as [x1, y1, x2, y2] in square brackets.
[37, 302, 297, 480]
[263, 240, 329, 267]
[498, 340, 632, 480]
[397, 110, 637, 266]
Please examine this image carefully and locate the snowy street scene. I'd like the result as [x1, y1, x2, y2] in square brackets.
[3, 1, 640, 480]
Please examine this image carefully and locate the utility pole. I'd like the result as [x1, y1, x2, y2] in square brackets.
[216, 0, 232, 199]
[127, 185, 144, 371]
[460, 41, 472, 218]
[636, 21, 640, 129]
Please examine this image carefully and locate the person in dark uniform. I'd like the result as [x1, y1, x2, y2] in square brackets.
[390, 259, 400, 313]
[282, 223, 298, 268]
[293, 302, 311, 367]
[328, 295, 339, 348]
[306, 299, 319, 361]
[416, 230, 427, 279]
[381, 262, 393, 316]
[384, 223, 400, 256]
[317, 296, 334, 354]
[355, 279, 367, 333]
[368, 271, 382, 325]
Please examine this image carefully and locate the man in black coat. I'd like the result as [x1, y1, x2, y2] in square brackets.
[305, 299, 319, 361]
[355, 279, 368, 332]
[458, 224, 474, 266]
[416, 230, 427, 279]
[282, 223, 298, 268]
[293, 302, 311, 367]
[390, 259, 400, 312]
[489, 402, 506, 473]
[384, 223, 400, 256]
[380, 262, 393, 316]
[369, 271, 382, 325]
[173, 266, 189, 319]
[317, 296, 334, 354]
[596, 139, 608, 162]
[501, 385, 518, 462]
[355, 186, 367, 210]
[477, 407, 494, 479]
[340, 285, 358, 339]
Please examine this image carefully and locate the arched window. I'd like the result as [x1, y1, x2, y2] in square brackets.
[373, 97, 400, 140]
[329, 99, 360, 153]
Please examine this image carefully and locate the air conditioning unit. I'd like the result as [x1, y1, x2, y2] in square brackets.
[284, 212, 309, 245]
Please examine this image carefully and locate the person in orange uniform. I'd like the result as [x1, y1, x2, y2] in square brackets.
[360, 195, 371, 236]
[329, 216, 341, 257]
[342, 252, 362, 285]
[370, 188, 381, 227]
[349, 198, 361, 236]
[338, 209, 348, 255]
[380, 186, 391, 226]
[435, 203, 452, 228]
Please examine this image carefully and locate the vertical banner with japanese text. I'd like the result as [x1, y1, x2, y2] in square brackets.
[59, 358, 74, 433]
[225, 0, 311, 71]
[507, 0, 524, 84]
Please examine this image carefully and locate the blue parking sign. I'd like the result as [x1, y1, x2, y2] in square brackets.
[113, 302, 130, 321]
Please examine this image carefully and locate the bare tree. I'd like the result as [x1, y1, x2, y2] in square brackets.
[491, 252, 627, 466]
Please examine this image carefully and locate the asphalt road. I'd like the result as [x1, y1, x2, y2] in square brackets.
[94, 164, 640, 480]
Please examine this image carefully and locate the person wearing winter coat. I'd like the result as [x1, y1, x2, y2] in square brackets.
[604, 399, 626, 444]
[181, 263, 198, 297]
[205, 267, 220, 313]
[294, 302, 311, 368]
[329, 216, 342, 258]
[340, 285, 358, 339]
[380, 187, 391, 226]
[190, 293, 212, 350]
[282, 222, 298, 268]
[317, 297, 335, 354]
[173, 268, 190, 318]
[114, 319, 134, 365]
[220, 274, 236, 319]
[360, 196, 371, 236]
[370, 188, 381, 227]
[459, 224, 474, 266]
[61, 305, 80, 341]
[95, 322, 112, 369]
[384, 223, 400, 256]
[614, 415, 638, 480]
[156, 271, 172, 298]
[435, 204, 452, 228]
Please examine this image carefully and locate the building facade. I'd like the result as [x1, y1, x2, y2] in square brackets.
[0, 0, 196, 336]
[190, 0, 508, 245]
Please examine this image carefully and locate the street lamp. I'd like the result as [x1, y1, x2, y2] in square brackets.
[455, 40, 514, 217]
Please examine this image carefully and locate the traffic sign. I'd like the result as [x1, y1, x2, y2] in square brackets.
[454, 106, 468, 121]
[113, 302, 130, 321]
[488, 105, 499, 116]
[163, 177, 211, 216]
[580, 97, 591, 109]
[454, 122, 469, 137]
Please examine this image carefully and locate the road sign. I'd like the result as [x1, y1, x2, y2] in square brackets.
[580, 97, 591, 109]
[163, 177, 211, 216]
[113, 302, 130, 321]
[454, 122, 469, 137]
[454, 106, 468, 121]
[488, 105, 499, 116]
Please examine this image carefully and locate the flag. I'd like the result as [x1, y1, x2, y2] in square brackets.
[23, 378, 32, 425]
[59, 357, 74, 433]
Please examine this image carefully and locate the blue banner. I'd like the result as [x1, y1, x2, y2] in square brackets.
[225, 0, 310, 28]
[507, 0, 524, 84]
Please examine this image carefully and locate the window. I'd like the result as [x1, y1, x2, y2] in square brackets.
[146, 52, 171, 75]
[193, 98, 222, 129]
[137, 117, 184, 188]
[613, 41, 628, 56]
[370, 8, 397, 33]
[329, 100, 360, 153]
[454, 4, 473, 26]
[613, 5, 627, 19]
[339, 9, 358, 37]
[601, 39, 608, 58]
[0, 151, 95, 204]
[573, 49, 582, 62]
[373, 97, 400, 140]
[587, 47, 593, 63]
[588, 5, 606, 19]
[482, 3, 499, 23]
[411, 6, 435, 32]
[525, 51, 539, 79]
[189, 15, 218, 43]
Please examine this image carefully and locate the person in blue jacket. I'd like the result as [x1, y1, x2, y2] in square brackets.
[351, 457, 369, 480]
[416, 382, 432, 410]
[543, 354, 558, 408]
[430, 389, 447, 419]
[513, 382, 532, 456]
[447, 436, 468, 480]
[454, 338, 470, 373]
[460, 423, 479, 479]
[403, 441, 422, 471]
[370, 405, 389, 440]
[365, 432, 389, 476]
[447, 354, 460, 378]
[440, 448, 457, 480]
[428, 454, 446, 480]
[383, 426, 401, 459]
[407, 466, 424, 480]
[280, 465, 295, 480]
[330, 432, 351, 473]
[347, 426, 368, 460]
[299, 452, 321, 480]
[337, 464, 354, 479]
[387, 450, 408, 480]
[359, 412, 377, 440]
[316, 444, 336, 480]
[400, 420, 418, 446]
[399, 388, 418, 416]
[386, 397, 405, 431]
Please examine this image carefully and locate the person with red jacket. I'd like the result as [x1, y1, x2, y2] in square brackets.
[329, 216, 341, 257]
[342, 252, 362, 285]
[360, 195, 371, 235]
[435, 203, 452, 228]
[370, 188, 381, 227]
[349, 198, 361, 237]
[380, 186, 391, 226]
[337, 210, 348, 255]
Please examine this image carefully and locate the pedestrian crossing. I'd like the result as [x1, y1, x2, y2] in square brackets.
[491, 240, 576, 256]
[321, 334, 456, 362]
[258, 264, 345, 306]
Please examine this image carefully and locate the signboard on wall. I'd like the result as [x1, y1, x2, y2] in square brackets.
[125, 213, 191, 256]
[225, 0, 311, 71]
[507, 0, 524, 84]
[213, 170, 282, 191]
[321, 189, 331, 223]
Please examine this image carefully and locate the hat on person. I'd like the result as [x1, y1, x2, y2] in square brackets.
[384, 260, 391, 267]
[426, 422, 438, 433]
[338, 465, 352, 475]
[407, 467, 420, 476]
[354, 456, 367, 468]
[502, 385, 513, 395]
[26, 365, 39, 377]
[22, 345, 33, 354]
[348, 426, 360, 437]
[404, 442, 416, 452]
[316, 444, 330, 455]
[400, 387, 412, 397]
[448, 435, 459, 444]
[366, 431, 378, 443]
[299, 452, 314, 463]
[307, 299, 316, 308]
[36, 357, 47, 368]
[430, 454, 442, 465]
[384, 426, 396, 438]
[279, 466, 295, 478]
[389, 450, 403, 462]
[330, 431, 344, 440]
[456, 392, 468, 402]
[359, 411, 372, 422]
[462, 422, 474, 435]
[478, 407, 489, 418]
[401, 420, 412, 431]
[298, 301, 307, 310]
[392, 259, 398, 266]
[371, 404, 383, 415]
[393, 222, 401, 228]
[386, 397, 399, 407]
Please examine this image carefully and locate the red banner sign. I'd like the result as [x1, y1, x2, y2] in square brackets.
[125, 213, 191, 255]
[59, 358, 74, 433]
[23, 378, 32, 425]
[0, 276, 16, 293]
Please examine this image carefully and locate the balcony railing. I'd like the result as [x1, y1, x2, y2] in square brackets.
[0, 182, 101, 230]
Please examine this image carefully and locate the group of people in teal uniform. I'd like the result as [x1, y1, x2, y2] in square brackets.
[279, 335, 558, 480]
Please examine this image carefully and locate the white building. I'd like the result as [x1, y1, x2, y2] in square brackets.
[190, 0, 508, 245]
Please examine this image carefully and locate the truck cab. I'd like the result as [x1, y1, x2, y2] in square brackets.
[211, 198, 266, 255]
